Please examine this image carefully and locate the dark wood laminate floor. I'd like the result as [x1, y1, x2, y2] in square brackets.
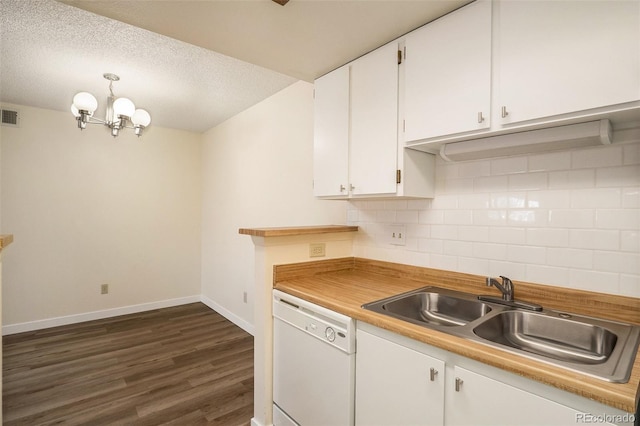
[2, 303, 254, 425]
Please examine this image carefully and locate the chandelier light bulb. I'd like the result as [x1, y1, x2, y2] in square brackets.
[113, 97, 135, 119]
[72, 92, 98, 113]
[132, 109, 151, 127]
[70, 104, 80, 117]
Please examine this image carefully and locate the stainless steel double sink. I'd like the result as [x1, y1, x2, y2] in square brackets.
[362, 287, 640, 383]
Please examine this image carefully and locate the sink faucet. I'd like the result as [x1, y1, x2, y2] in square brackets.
[486, 276, 514, 302]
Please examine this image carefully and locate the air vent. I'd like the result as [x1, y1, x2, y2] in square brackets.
[1, 108, 20, 127]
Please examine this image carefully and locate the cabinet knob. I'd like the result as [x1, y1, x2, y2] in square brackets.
[501, 106, 509, 118]
[340, 184, 346, 192]
[455, 377, 464, 392]
[349, 184, 355, 192]
[430, 367, 438, 381]
[477, 112, 485, 123]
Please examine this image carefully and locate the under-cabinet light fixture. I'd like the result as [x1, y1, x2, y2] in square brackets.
[71, 73, 151, 137]
[439, 119, 612, 162]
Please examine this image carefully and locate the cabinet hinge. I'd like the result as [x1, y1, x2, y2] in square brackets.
[396, 169, 402, 184]
[397, 49, 402, 65]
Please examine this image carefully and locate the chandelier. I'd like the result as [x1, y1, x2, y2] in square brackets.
[71, 73, 151, 137]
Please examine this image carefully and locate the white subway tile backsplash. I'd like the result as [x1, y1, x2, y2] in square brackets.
[491, 156, 528, 175]
[596, 165, 640, 187]
[458, 193, 491, 209]
[548, 209, 594, 228]
[547, 248, 593, 269]
[458, 225, 490, 242]
[430, 224, 459, 240]
[569, 269, 620, 293]
[458, 256, 489, 275]
[419, 209, 444, 224]
[376, 209, 396, 223]
[508, 172, 548, 191]
[443, 240, 474, 257]
[594, 251, 640, 275]
[444, 178, 475, 194]
[526, 265, 570, 287]
[407, 223, 430, 239]
[526, 228, 570, 247]
[528, 151, 571, 172]
[491, 192, 527, 208]
[595, 209, 640, 230]
[473, 242, 507, 260]
[473, 209, 507, 226]
[350, 143, 639, 296]
[570, 188, 621, 209]
[430, 194, 458, 210]
[489, 227, 527, 245]
[419, 238, 443, 254]
[457, 160, 491, 178]
[569, 229, 620, 251]
[474, 175, 509, 193]
[622, 187, 640, 208]
[396, 209, 419, 224]
[527, 190, 571, 209]
[572, 145, 622, 169]
[548, 169, 595, 189]
[619, 274, 640, 298]
[508, 209, 548, 227]
[620, 230, 639, 253]
[623, 143, 640, 165]
[407, 199, 431, 210]
[507, 245, 547, 264]
[444, 210, 473, 225]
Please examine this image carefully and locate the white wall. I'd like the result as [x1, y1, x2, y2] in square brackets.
[349, 142, 640, 297]
[200, 81, 347, 331]
[0, 104, 202, 329]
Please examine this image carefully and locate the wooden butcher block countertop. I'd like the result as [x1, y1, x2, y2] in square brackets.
[273, 257, 640, 414]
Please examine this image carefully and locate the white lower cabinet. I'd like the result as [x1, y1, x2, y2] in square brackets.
[355, 323, 629, 426]
[356, 329, 445, 426]
[447, 366, 585, 426]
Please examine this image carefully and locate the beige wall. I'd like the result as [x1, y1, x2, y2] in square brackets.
[0, 104, 202, 330]
[200, 81, 347, 332]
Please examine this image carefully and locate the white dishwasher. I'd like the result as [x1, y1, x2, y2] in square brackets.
[272, 289, 356, 426]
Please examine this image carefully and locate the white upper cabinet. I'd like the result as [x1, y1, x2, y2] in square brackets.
[349, 42, 400, 196]
[497, 0, 640, 125]
[313, 41, 435, 199]
[313, 66, 350, 198]
[404, 0, 492, 142]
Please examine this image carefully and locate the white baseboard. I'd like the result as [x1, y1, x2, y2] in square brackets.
[200, 295, 255, 336]
[251, 417, 268, 426]
[2, 295, 201, 336]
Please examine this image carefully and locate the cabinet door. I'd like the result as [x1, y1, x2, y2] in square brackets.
[356, 329, 445, 426]
[313, 66, 349, 197]
[404, 0, 492, 142]
[447, 366, 590, 426]
[497, 0, 640, 124]
[349, 42, 399, 196]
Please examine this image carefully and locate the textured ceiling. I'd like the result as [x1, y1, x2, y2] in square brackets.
[60, 0, 470, 82]
[1, 0, 468, 134]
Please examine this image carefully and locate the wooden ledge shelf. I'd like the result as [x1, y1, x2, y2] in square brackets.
[239, 225, 358, 238]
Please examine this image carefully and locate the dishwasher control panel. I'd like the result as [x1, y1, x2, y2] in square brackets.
[273, 290, 355, 354]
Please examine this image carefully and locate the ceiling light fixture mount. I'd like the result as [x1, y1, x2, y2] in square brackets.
[71, 73, 151, 137]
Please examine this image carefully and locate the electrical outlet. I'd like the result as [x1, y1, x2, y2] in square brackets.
[387, 225, 406, 246]
[101, 283, 109, 295]
[309, 242, 326, 257]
